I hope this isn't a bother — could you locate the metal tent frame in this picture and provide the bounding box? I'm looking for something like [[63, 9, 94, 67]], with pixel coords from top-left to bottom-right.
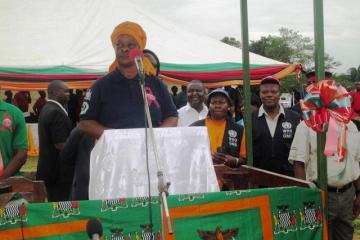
[[240, 0, 328, 226]]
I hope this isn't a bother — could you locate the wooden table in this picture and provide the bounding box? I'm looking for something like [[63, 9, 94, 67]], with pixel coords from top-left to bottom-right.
[[215, 164, 316, 190], [0, 176, 46, 206]]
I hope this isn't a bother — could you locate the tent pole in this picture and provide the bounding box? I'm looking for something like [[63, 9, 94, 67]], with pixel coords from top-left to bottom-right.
[[313, 0, 328, 224], [240, 0, 253, 166]]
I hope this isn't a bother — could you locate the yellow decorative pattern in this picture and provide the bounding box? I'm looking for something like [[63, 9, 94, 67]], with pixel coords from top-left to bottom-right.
[[27, 125, 39, 157]]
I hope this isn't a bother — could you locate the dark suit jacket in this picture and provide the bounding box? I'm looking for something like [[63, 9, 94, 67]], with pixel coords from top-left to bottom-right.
[[252, 109, 300, 176], [36, 101, 73, 186], [61, 127, 95, 200]]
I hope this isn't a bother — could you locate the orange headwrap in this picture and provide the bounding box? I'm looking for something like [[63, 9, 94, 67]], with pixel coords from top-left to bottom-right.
[[111, 21, 147, 50], [109, 21, 156, 76]]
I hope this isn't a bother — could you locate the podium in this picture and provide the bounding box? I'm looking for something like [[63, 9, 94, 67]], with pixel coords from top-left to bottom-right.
[[89, 127, 219, 199], [0, 188, 324, 240]]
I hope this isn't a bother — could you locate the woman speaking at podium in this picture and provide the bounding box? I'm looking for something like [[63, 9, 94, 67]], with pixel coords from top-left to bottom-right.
[[79, 21, 178, 139]]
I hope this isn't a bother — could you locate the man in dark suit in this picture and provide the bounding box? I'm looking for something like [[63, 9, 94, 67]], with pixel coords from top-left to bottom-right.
[[36, 80, 73, 202], [252, 76, 300, 176]]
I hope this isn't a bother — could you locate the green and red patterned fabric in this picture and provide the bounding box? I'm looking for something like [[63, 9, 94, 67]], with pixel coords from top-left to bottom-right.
[[0, 63, 298, 90], [0, 187, 325, 240]]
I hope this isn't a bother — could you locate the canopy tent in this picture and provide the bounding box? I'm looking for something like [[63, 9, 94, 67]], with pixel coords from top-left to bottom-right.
[[0, 0, 298, 90]]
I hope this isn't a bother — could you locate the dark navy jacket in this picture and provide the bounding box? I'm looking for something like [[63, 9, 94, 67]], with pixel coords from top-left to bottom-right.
[[252, 108, 300, 176], [80, 70, 177, 129]]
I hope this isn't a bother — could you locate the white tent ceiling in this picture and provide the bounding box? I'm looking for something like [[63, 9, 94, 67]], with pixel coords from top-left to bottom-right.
[[0, 0, 283, 72]]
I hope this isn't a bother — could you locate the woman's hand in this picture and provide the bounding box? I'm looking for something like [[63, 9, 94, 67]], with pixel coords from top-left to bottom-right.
[[212, 152, 243, 168]]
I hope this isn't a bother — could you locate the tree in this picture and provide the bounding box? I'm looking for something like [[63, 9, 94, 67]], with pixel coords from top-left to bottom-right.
[[276, 28, 314, 67], [249, 35, 292, 63], [350, 68, 358, 82], [332, 73, 352, 89], [349, 65, 360, 82], [220, 28, 341, 71], [323, 54, 341, 72], [221, 36, 241, 48], [220, 28, 344, 91]]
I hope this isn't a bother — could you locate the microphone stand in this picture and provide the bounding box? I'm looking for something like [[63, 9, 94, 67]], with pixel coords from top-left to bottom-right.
[[137, 72, 173, 236]]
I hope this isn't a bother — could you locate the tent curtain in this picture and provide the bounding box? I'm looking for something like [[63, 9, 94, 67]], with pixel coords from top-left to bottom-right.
[[0, 64, 300, 90]]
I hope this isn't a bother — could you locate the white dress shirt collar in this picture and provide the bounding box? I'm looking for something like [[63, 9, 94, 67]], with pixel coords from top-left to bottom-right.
[[47, 99, 68, 115]]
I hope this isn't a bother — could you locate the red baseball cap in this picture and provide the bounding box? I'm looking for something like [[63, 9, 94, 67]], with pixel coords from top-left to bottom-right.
[[260, 76, 280, 85]]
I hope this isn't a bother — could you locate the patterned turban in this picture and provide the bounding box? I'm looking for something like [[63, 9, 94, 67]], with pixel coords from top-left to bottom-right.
[[109, 21, 156, 76], [110, 21, 147, 50]]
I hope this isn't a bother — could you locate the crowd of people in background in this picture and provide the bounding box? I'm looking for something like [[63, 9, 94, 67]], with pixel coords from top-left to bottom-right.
[[2, 89, 86, 125], [3, 76, 360, 130]]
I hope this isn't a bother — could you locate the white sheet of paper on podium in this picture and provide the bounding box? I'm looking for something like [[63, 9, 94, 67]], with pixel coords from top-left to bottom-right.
[[89, 127, 219, 199]]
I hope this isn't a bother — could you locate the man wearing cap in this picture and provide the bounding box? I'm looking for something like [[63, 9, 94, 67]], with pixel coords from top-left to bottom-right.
[[0, 93, 28, 179], [79, 21, 178, 139], [252, 76, 300, 176], [177, 80, 208, 126]]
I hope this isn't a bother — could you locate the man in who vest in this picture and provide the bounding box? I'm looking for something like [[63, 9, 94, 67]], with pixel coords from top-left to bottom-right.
[[252, 76, 300, 176]]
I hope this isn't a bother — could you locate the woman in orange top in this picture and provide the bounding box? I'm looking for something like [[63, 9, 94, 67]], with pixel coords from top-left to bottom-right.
[[191, 88, 245, 168]]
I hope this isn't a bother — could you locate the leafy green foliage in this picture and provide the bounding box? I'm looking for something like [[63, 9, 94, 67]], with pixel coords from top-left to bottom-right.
[[249, 27, 341, 71], [221, 27, 341, 71], [349, 66, 360, 82], [220, 29, 360, 91], [281, 72, 355, 93], [332, 73, 352, 89], [220, 36, 241, 48], [249, 35, 292, 63]]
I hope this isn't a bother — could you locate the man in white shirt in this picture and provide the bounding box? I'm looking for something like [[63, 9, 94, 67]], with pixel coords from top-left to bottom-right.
[[177, 80, 208, 126], [289, 120, 360, 240]]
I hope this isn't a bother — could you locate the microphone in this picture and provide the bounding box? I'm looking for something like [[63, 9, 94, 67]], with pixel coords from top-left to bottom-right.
[[129, 49, 145, 84], [86, 218, 103, 240]]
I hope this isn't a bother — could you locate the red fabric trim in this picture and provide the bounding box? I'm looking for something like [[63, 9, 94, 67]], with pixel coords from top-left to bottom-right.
[[160, 65, 287, 81], [0, 73, 103, 81], [0, 80, 95, 90]]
